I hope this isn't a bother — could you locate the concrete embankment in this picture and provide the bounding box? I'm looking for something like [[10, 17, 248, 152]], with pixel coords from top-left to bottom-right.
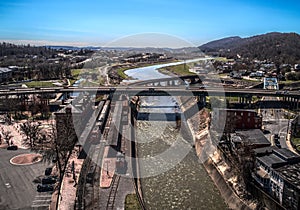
[[180, 97, 252, 210], [203, 158, 251, 210]]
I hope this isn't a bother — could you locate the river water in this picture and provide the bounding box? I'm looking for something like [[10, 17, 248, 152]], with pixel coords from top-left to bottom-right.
[[125, 59, 228, 209]]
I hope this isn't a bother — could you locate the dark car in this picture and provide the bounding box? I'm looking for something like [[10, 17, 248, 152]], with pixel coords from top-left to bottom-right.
[[41, 176, 57, 185], [7, 145, 18, 150], [274, 134, 281, 148], [45, 167, 53, 176], [37, 184, 54, 192]]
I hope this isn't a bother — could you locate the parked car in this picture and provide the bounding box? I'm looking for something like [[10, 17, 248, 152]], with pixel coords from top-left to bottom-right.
[[41, 176, 57, 185], [37, 184, 54, 192], [7, 145, 18, 150], [44, 167, 53, 176]]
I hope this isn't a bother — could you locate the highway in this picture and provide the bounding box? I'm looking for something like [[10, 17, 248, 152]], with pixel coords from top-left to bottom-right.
[[0, 86, 300, 98]]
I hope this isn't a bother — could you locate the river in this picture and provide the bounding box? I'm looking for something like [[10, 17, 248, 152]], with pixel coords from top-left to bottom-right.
[[125, 60, 228, 209]]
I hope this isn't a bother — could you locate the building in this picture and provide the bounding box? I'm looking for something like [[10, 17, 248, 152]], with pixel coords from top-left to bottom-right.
[[54, 104, 82, 144], [213, 109, 262, 132], [54, 94, 95, 143], [0, 67, 12, 83], [230, 129, 271, 151], [263, 77, 279, 90], [253, 147, 300, 209], [291, 115, 300, 138]]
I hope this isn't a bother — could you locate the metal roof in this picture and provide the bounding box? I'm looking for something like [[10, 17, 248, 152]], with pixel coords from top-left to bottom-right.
[[257, 154, 287, 168], [233, 129, 271, 146], [0, 67, 12, 74]]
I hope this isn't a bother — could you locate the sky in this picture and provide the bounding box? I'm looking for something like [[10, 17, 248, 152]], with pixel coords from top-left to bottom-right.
[[0, 0, 300, 48]]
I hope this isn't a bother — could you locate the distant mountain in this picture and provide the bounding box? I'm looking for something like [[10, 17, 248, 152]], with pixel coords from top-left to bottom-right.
[[199, 32, 300, 63], [47, 46, 103, 51], [200, 36, 242, 52]]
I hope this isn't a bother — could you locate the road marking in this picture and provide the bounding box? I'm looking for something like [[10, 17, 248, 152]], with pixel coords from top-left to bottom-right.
[[31, 204, 51, 208], [32, 199, 51, 202], [35, 195, 52, 198]]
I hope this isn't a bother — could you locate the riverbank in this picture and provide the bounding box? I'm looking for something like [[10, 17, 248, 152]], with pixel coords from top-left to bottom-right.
[[109, 59, 178, 84], [158, 63, 196, 77], [178, 96, 257, 209]]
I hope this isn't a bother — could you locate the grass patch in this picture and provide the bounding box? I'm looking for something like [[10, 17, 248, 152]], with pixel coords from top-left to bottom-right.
[[292, 137, 300, 145], [242, 78, 261, 83], [117, 67, 131, 79], [159, 64, 196, 76], [213, 57, 234, 62], [25, 81, 56, 88], [125, 194, 142, 210], [71, 69, 82, 79]]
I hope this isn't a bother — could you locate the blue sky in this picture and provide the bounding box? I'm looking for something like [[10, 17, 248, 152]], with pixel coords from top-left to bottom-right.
[[0, 0, 300, 47]]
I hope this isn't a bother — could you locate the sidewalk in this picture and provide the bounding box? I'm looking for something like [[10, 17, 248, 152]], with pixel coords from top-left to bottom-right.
[[0, 121, 27, 149], [286, 133, 298, 154], [57, 149, 83, 210]]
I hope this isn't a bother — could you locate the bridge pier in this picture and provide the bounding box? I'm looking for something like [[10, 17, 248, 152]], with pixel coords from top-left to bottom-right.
[[196, 95, 206, 106]]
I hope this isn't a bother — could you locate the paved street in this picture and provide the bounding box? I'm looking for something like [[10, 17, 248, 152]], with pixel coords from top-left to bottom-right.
[[260, 96, 292, 148], [0, 148, 51, 209]]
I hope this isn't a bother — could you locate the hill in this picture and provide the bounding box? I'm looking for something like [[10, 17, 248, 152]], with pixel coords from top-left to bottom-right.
[[199, 32, 300, 64]]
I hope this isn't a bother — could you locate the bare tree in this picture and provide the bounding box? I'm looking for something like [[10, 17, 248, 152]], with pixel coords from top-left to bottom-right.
[[0, 127, 13, 145], [42, 114, 78, 210], [19, 120, 41, 148]]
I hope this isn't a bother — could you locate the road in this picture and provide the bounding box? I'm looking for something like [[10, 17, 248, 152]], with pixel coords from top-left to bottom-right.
[[260, 96, 291, 148], [0, 148, 51, 209], [2, 86, 300, 98]]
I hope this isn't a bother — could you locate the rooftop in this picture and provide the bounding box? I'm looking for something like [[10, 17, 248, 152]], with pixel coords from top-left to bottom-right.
[[257, 154, 287, 168], [254, 146, 277, 156], [55, 104, 82, 114], [273, 148, 300, 162], [0, 67, 12, 73], [233, 129, 271, 146], [276, 162, 300, 190], [216, 108, 258, 113]]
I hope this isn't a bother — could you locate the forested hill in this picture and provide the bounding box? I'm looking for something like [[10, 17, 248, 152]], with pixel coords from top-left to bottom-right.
[[199, 32, 300, 64], [0, 42, 56, 57]]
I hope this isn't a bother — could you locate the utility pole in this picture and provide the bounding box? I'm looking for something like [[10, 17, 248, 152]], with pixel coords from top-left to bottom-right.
[[286, 106, 291, 141]]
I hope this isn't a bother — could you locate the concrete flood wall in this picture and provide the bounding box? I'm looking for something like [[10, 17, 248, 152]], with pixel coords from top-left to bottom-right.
[[130, 100, 147, 210], [183, 100, 252, 210], [202, 157, 251, 210]]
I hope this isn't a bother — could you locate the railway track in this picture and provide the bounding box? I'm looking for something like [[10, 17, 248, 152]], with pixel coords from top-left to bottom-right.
[[106, 175, 121, 210]]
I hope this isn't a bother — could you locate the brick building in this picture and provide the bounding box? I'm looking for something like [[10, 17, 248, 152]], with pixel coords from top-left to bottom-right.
[[213, 109, 262, 132]]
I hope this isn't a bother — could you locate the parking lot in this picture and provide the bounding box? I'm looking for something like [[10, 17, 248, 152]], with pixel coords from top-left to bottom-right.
[[0, 148, 51, 209]]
